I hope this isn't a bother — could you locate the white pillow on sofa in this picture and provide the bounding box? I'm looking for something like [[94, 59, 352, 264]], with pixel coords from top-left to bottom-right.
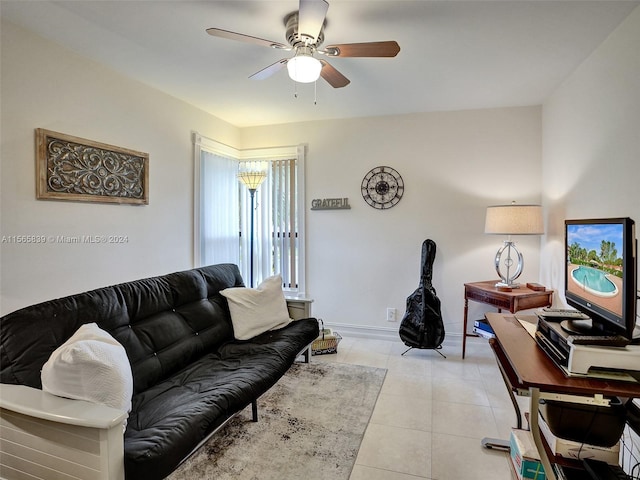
[[221, 274, 292, 340], [41, 323, 133, 416]]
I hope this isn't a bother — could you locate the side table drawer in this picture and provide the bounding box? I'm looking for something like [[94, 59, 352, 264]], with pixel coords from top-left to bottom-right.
[[513, 293, 553, 312], [467, 290, 511, 310]]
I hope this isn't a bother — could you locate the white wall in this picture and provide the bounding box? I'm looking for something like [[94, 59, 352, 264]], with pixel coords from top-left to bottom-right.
[[241, 107, 542, 336], [540, 6, 640, 305], [1, 20, 544, 340], [0, 20, 240, 314]]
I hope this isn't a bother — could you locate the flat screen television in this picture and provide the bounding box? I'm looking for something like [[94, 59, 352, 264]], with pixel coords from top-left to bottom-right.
[[563, 217, 637, 340]]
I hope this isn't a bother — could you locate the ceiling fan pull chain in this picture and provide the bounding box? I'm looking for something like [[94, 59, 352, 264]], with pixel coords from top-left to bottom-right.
[[314, 80, 317, 105], [294, 81, 298, 99]]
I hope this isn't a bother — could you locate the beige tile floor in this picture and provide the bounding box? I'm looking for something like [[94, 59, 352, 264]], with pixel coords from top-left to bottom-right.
[[313, 334, 526, 480]]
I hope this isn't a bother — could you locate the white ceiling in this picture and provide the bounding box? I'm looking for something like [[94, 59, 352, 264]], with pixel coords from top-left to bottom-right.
[[2, 1, 638, 127]]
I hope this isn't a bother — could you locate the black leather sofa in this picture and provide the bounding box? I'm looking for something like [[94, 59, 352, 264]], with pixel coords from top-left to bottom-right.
[[0, 264, 319, 479]]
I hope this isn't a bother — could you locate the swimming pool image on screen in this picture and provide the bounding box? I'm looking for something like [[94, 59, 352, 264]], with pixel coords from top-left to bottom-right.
[[570, 265, 618, 297], [566, 223, 624, 315]]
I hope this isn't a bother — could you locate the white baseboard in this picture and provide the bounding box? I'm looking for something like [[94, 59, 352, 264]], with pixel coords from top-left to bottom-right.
[[321, 322, 398, 341], [321, 321, 463, 342]]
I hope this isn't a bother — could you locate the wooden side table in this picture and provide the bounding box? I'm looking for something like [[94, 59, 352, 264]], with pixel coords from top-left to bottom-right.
[[285, 296, 313, 320], [462, 281, 552, 358]]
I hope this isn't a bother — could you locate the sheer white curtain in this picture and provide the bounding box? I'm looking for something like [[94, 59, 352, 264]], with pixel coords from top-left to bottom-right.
[[200, 151, 239, 267]]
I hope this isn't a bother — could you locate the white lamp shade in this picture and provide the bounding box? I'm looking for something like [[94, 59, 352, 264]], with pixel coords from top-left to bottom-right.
[[485, 204, 544, 235], [287, 54, 322, 83]]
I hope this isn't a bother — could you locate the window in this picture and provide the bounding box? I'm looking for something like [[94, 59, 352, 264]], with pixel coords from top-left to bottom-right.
[[193, 133, 306, 293]]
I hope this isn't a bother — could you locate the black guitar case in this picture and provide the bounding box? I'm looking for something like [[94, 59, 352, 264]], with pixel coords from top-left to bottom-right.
[[399, 239, 446, 356]]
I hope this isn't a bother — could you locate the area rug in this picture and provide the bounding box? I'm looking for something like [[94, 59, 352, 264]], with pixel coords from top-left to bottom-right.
[[167, 361, 387, 480]]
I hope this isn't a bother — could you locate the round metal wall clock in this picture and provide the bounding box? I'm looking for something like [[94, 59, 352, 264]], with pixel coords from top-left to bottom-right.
[[361, 166, 404, 209]]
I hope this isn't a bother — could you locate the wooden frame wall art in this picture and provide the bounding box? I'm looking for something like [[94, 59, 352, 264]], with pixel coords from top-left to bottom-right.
[[36, 128, 149, 205]]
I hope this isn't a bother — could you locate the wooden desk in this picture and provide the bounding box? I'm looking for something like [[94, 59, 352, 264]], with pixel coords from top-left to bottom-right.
[[486, 312, 640, 480], [462, 281, 553, 358]]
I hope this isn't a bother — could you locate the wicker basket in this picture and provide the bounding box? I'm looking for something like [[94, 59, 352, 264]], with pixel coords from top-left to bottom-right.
[[311, 319, 342, 355]]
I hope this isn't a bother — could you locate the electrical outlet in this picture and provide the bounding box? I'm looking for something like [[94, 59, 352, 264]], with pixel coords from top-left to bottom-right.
[[386, 308, 397, 322]]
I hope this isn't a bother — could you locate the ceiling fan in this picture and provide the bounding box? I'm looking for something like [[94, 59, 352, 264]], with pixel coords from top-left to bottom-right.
[[206, 0, 400, 88]]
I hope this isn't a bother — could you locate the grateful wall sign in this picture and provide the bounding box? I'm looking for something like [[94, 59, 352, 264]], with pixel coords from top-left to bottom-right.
[[310, 198, 351, 210]]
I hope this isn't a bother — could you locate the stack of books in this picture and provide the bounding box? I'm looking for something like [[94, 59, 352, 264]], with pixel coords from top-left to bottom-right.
[[473, 319, 495, 339]]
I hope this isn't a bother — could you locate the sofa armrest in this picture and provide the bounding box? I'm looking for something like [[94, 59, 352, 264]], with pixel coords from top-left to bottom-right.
[[0, 384, 127, 428], [0, 384, 125, 480]]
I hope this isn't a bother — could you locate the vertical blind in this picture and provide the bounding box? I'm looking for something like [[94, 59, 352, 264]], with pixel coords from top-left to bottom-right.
[[246, 158, 298, 289], [271, 159, 298, 289]]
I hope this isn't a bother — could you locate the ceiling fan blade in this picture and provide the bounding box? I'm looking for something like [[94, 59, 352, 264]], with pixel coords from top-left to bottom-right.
[[323, 41, 400, 58], [206, 28, 289, 50], [319, 60, 350, 88], [249, 59, 288, 80], [298, 0, 329, 43]]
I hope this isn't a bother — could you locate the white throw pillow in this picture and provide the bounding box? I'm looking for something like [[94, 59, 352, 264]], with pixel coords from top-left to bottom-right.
[[221, 275, 292, 340], [41, 323, 133, 418]]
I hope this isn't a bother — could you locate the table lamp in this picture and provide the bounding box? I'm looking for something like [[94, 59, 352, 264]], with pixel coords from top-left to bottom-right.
[[238, 161, 268, 287], [484, 202, 544, 288]]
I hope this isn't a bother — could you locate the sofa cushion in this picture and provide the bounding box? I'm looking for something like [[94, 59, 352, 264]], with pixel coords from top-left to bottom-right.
[[221, 275, 292, 340], [41, 323, 133, 415], [124, 317, 319, 480], [110, 265, 243, 394]]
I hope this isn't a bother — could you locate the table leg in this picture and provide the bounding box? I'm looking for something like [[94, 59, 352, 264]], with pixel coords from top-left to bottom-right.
[[529, 387, 557, 480], [462, 297, 469, 359], [498, 364, 522, 430], [482, 337, 525, 452]]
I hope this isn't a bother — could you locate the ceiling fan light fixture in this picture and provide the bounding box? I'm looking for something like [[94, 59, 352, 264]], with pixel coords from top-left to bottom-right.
[[287, 48, 322, 83], [207, 0, 400, 89]]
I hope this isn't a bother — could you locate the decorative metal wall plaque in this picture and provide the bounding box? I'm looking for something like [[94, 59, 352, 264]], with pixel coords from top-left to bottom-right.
[[311, 198, 351, 210], [36, 129, 149, 205]]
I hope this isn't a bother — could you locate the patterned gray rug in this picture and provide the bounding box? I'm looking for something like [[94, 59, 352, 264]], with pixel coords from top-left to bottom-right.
[[167, 361, 386, 480]]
